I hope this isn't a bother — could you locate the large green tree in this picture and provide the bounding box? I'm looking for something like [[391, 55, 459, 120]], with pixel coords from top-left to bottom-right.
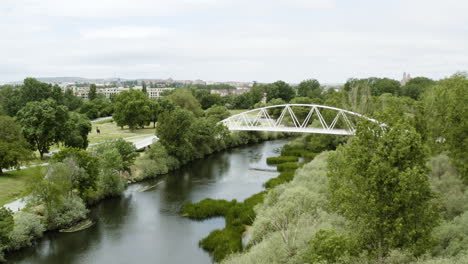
[[328, 121, 439, 257], [16, 99, 69, 159], [52, 148, 99, 200], [63, 112, 92, 149], [156, 107, 196, 163], [419, 73, 468, 180], [88, 84, 97, 101], [297, 79, 321, 99], [0, 116, 32, 174], [112, 89, 151, 130], [401, 77, 435, 100], [168, 89, 204, 116]]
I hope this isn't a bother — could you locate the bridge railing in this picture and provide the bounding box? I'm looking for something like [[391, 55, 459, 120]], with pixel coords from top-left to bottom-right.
[[220, 104, 378, 135]]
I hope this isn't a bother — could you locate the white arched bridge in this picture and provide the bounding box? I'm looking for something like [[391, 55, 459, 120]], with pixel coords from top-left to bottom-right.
[[220, 104, 378, 135]]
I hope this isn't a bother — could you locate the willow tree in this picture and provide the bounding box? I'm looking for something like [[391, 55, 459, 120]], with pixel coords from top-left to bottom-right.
[[328, 121, 439, 257]]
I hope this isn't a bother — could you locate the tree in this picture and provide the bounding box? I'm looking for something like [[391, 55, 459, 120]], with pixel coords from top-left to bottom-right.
[[156, 107, 196, 163], [0, 85, 22, 116], [51, 84, 64, 105], [0, 207, 14, 249], [92, 139, 137, 173], [52, 148, 100, 200], [16, 99, 69, 159], [401, 77, 435, 100], [205, 105, 230, 122], [88, 84, 97, 101], [194, 89, 222, 109], [168, 89, 204, 116], [63, 88, 83, 111], [328, 121, 439, 257], [264, 81, 295, 102], [148, 99, 160, 128], [19, 78, 52, 107], [419, 73, 468, 180], [0, 116, 32, 174], [344, 78, 400, 96], [142, 81, 147, 94], [63, 112, 92, 149], [112, 89, 151, 130], [297, 79, 321, 99]]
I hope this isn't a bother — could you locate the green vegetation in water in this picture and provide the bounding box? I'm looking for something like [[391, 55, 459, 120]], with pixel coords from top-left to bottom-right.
[[59, 219, 94, 233], [183, 192, 266, 262], [266, 156, 298, 164], [276, 161, 301, 172], [182, 138, 317, 262]]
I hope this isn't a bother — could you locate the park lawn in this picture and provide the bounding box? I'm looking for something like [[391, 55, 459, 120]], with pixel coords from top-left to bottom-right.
[[0, 166, 46, 206], [89, 121, 156, 144]]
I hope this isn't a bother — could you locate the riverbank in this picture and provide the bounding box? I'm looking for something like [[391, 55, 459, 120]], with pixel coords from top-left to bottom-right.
[[182, 136, 317, 262], [5, 139, 290, 264], [1, 131, 291, 263]]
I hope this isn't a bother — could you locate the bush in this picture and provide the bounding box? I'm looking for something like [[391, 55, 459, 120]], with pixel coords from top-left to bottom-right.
[[303, 230, 357, 263], [47, 195, 88, 230], [7, 212, 45, 251], [433, 211, 468, 257], [199, 228, 242, 262], [266, 156, 298, 165]]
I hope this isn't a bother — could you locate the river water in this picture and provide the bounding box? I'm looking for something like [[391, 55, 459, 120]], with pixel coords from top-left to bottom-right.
[[7, 139, 288, 264]]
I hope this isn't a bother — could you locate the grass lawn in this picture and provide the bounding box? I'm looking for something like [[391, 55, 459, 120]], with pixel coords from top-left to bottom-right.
[[0, 166, 46, 206], [89, 121, 156, 144]]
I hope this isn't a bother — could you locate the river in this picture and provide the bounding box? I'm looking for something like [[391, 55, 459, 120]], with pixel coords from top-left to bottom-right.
[[6, 139, 289, 264]]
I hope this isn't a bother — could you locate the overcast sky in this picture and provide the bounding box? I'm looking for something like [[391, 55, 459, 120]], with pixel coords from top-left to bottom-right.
[[1, 0, 467, 83]]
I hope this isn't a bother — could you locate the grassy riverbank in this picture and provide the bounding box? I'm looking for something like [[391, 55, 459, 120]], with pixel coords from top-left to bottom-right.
[[0, 167, 45, 206], [182, 139, 309, 262]]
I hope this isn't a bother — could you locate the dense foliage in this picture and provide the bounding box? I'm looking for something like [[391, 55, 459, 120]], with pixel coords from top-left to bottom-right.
[[0, 116, 32, 174]]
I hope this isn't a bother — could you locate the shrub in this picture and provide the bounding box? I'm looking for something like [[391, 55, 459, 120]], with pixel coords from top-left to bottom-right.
[[303, 229, 357, 263], [266, 156, 298, 165], [7, 212, 45, 251], [47, 195, 88, 230], [199, 228, 242, 262], [433, 211, 468, 257]]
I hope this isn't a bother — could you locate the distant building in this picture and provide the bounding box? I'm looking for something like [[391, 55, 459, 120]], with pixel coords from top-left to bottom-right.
[[71, 86, 174, 100], [401, 72, 412, 86]]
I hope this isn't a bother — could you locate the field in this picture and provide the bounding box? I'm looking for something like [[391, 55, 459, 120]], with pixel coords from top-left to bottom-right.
[[89, 120, 156, 144], [1, 121, 156, 207], [0, 167, 46, 206]]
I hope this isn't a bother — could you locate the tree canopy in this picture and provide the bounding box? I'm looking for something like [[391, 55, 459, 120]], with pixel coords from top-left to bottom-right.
[[328, 121, 439, 256], [16, 99, 69, 159], [112, 89, 150, 130], [0, 116, 32, 174]]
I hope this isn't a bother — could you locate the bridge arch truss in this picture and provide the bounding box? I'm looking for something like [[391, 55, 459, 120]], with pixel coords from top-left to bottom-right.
[[220, 104, 378, 135]]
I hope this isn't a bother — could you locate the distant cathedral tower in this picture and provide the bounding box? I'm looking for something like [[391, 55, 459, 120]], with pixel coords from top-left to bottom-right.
[[401, 72, 412, 85]]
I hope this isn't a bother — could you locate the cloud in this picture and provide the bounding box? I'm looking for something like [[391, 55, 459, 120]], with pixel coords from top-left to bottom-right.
[[0, 0, 467, 83]]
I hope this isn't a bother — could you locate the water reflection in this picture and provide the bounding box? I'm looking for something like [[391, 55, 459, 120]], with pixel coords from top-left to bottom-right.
[[7, 139, 288, 264]]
